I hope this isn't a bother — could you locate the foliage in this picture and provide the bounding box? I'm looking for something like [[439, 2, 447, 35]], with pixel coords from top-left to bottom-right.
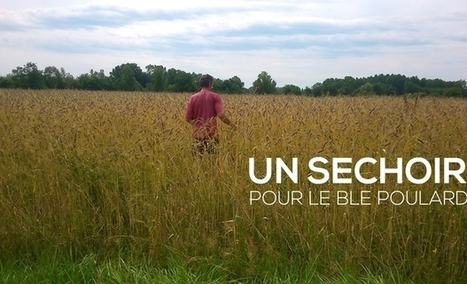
[[281, 84, 302, 95], [252, 71, 277, 94], [221, 76, 245, 94], [145, 64, 166, 92], [75, 69, 113, 90], [9, 62, 45, 89], [0, 62, 465, 97], [352, 82, 374, 96]]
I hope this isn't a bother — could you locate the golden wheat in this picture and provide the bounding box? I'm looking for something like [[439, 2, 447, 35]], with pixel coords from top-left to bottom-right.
[[0, 89, 466, 282]]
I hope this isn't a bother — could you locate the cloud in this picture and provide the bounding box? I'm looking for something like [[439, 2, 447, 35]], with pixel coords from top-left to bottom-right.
[[1, 0, 466, 87], [0, 3, 443, 48]]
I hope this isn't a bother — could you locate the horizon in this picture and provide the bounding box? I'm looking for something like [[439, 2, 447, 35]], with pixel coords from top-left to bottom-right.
[[2, 61, 466, 90]]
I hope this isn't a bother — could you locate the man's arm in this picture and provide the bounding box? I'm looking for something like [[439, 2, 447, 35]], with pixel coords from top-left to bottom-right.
[[218, 112, 236, 129], [214, 95, 236, 129], [184, 99, 194, 125]]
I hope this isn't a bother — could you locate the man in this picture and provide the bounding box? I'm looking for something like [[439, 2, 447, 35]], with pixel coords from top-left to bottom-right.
[[185, 74, 235, 154]]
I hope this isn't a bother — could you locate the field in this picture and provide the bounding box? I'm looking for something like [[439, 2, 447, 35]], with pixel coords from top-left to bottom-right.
[[0, 89, 466, 283]]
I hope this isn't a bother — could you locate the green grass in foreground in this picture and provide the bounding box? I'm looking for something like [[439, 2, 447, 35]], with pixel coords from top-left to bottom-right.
[[0, 255, 411, 284]]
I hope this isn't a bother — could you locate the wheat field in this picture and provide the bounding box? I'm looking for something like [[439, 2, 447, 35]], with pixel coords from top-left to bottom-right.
[[0, 89, 466, 282]]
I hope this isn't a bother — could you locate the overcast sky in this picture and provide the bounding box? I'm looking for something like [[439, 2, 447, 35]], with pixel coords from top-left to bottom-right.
[[1, 0, 466, 88]]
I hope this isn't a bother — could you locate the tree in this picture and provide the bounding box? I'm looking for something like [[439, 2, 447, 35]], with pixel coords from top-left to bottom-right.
[[372, 82, 396, 95], [213, 78, 224, 92], [11, 62, 44, 89], [443, 87, 463, 97], [146, 64, 167, 91], [222, 76, 245, 94], [0, 75, 14, 88], [252, 71, 276, 94], [173, 70, 196, 92], [387, 74, 406, 95], [111, 63, 147, 90], [24, 62, 45, 89], [321, 78, 338, 95], [116, 65, 143, 91], [353, 83, 374, 96], [60, 68, 75, 89], [403, 81, 422, 94], [311, 83, 323, 96], [303, 86, 313, 96], [10, 66, 27, 87], [458, 79, 466, 90], [44, 66, 63, 89], [75, 69, 111, 90], [340, 76, 357, 95], [457, 80, 467, 98], [165, 68, 196, 92], [282, 84, 301, 95]]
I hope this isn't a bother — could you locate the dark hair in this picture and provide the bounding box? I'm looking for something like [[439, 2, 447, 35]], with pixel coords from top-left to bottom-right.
[[200, 74, 214, 87]]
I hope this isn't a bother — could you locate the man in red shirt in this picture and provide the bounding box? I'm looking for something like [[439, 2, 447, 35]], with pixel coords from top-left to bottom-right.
[[185, 74, 235, 154]]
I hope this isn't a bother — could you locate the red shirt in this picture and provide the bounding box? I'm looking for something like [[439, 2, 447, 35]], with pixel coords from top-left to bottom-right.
[[185, 89, 225, 139]]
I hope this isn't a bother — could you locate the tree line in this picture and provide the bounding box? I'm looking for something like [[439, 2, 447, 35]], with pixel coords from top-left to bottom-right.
[[0, 62, 465, 97]]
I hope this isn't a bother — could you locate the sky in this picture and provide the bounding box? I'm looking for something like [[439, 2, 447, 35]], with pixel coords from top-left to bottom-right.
[[1, 0, 466, 88]]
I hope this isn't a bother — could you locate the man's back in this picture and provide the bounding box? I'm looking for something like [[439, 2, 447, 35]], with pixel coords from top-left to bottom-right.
[[185, 89, 224, 139]]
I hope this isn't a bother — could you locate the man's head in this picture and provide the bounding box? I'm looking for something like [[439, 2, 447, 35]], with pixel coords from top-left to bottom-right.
[[200, 74, 214, 88]]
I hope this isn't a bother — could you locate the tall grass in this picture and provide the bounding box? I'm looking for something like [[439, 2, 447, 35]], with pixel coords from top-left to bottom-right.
[[0, 89, 466, 282]]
